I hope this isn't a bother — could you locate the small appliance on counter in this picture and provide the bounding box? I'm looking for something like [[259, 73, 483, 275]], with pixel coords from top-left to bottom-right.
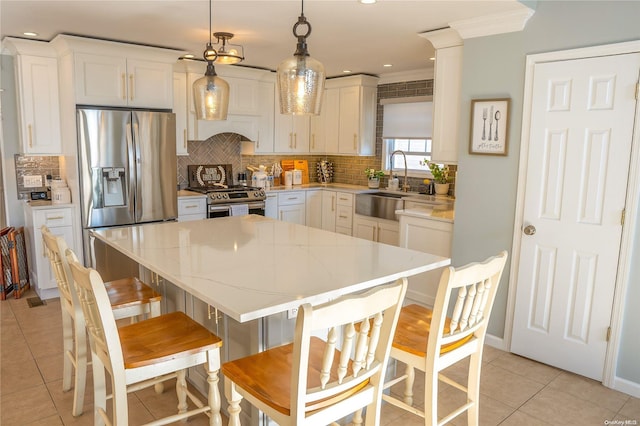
[[51, 179, 71, 205]]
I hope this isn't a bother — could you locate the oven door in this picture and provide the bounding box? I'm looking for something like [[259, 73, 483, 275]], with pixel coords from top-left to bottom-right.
[[208, 201, 265, 218]]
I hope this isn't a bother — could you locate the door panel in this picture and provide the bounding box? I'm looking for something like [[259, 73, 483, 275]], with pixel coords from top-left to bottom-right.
[[511, 53, 640, 380]]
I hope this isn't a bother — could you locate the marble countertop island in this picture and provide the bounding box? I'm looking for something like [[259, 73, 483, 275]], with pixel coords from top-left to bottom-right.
[[92, 215, 449, 323]]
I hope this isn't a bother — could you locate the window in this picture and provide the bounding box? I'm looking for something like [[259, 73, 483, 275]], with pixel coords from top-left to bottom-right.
[[384, 138, 432, 175]]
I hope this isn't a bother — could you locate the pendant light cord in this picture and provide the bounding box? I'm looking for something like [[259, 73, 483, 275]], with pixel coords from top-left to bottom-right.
[[209, 0, 213, 45]]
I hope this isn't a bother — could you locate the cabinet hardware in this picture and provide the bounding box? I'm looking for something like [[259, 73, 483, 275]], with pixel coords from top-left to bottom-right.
[[332, 195, 336, 212], [28, 124, 33, 148], [129, 74, 134, 101], [339, 215, 348, 219], [183, 129, 187, 149], [294, 133, 297, 149], [289, 133, 293, 149], [311, 134, 315, 149], [353, 134, 357, 150], [121, 74, 126, 100], [45, 216, 64, 221], [185, 205, 197, 209]]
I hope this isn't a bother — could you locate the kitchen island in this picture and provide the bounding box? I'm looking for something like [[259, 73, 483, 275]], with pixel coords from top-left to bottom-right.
[[91, 215, 449, 323], [91, 215, 449, 425]]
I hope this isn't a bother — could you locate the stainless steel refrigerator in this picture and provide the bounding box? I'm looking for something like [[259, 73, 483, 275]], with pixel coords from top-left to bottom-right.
[[76, 107, 177, 278]]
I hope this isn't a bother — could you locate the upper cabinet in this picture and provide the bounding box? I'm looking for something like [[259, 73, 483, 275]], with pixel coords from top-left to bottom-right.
[[3, 38, 62, 155], [310, 75, 378, 156], [274, 112, 310, 153], [420, 29, 463, 164], [173, 71, 189, 155], [52, 35, 178, 110]]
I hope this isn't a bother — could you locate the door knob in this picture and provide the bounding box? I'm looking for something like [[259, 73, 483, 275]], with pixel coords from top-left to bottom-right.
[[523, 225, 536, 236]]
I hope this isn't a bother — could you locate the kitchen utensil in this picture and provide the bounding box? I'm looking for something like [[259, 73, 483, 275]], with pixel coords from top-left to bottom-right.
[[494, 110, 501, 141], [481, 107, 487, 140], [488, 105, 494, 140]]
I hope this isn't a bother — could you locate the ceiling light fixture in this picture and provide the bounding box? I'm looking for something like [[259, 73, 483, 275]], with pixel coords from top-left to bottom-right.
[[23, 32, 38, 37], [192, 0, 229, 120], [276, 0, 325, 115], [213, 32, 244, 65]]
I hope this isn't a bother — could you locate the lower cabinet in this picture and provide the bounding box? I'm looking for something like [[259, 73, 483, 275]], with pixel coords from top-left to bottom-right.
[[23, 204, 79, 299], [177, 195, 206, 221], [265, 193, 278, 219], [306, 190, 323, 229], [398, 213, 453, 306], [353, 214, 399, 246], [277, 191, 306, 225]]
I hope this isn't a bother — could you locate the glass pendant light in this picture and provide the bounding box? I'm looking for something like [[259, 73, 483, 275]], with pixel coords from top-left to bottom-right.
[[193, 0, 229, 120], [276, 0, 325, 115]]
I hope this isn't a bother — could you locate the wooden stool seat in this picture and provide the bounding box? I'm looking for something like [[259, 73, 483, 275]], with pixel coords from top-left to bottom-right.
[[119, 311, 221, 369], [105, 276, 161, 317]]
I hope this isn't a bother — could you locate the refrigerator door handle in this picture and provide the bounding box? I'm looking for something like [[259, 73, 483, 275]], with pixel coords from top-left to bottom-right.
[[126, 121, 138, 222]]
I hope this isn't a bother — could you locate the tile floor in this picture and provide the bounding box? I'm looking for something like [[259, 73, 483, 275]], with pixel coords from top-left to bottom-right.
[[2, 290, 639, 426]]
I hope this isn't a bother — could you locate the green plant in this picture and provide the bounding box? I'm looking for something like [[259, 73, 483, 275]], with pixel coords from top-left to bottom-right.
[[427, 162, 449, 184], [364, 168, 385, 179]]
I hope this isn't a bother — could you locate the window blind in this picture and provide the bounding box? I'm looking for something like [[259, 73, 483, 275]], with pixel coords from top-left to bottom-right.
[[382, 100, 433, 139]]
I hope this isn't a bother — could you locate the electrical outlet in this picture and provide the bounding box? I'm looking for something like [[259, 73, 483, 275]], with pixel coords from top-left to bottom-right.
[[23, 175, 43, 188], [287, 307, 298, 320]]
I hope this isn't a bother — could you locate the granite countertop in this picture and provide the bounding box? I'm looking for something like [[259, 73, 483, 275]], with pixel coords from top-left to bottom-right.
[[92, 215, 450, 322]]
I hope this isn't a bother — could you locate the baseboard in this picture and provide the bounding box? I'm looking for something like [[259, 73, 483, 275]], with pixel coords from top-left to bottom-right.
[[612, 376, 640, 398], [484, 333, 507, 351]]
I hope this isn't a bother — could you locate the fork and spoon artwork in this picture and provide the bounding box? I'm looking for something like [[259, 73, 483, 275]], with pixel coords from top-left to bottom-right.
[[481, 106, 501, 141]]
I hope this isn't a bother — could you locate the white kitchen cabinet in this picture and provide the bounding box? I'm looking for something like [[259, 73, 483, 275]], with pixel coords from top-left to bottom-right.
[[335, 192, 354, 235], [265, 193, 278, 219], [277, 191, 306, 225], [173, 71, 189, 155], [4, 38, 62, 155], [253, 81, 275, 153], [398, 213, 453, 306], [306, 190, 323, 229], [337, 84, 376, 155], [23, 204, 79, 299], [73, 53, 173, 108], [320, 191, 337, 232], [274, 109, 310, 153], [353, 214, 399, 246], [177, 195, 206, 221], [310, 88, 339, 153]]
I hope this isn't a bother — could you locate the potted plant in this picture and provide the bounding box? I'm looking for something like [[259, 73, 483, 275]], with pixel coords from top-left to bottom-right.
[[365, 168, 385, 189], [427, 162, 450, 195]]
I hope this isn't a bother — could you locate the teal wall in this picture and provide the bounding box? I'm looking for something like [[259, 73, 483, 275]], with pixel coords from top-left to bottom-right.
[[452, 0, 640, 383]]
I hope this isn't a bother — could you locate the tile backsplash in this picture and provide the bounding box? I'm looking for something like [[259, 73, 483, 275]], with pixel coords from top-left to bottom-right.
[[14, 155, 61, 200]]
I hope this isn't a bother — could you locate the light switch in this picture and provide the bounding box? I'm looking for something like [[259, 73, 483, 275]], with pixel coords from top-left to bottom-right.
[[23, 175, 43, 188]]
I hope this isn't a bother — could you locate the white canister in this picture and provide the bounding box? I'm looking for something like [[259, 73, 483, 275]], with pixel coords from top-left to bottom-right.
[[292, 169, 303, 185], [52, 186, 71, 204], [284, 171, 293, 188]]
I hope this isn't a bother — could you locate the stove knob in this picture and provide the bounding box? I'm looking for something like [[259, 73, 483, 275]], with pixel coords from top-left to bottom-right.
[[222, 194, 229, 199], [217, 194, 223, 199]]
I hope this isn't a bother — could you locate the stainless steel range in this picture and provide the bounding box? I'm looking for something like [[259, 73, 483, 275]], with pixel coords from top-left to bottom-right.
[[187, 164, 266, 218]]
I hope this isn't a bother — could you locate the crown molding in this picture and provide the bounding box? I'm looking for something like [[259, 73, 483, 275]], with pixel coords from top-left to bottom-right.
[[378, 68, 434, 85], [418, 28, 463, 49], [450, 6, 535, 39]]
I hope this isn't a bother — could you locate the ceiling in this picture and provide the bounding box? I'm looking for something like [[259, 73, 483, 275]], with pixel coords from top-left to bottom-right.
[[1, 0, 528, 78]]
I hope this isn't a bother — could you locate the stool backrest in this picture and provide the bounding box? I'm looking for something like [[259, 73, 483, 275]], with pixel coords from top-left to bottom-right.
[[292, 278, 407, 423], [41, 226, 82, 315], [66, 249, 124, 375]]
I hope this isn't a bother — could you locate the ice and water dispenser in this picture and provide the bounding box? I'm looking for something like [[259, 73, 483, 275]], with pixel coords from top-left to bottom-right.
[[98, 167, 126, 207]]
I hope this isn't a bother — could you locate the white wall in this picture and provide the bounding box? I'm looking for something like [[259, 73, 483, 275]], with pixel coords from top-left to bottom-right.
[[452, 0, 640, 385]]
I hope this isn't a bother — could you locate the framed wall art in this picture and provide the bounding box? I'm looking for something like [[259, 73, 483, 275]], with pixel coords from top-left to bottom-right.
[[469, 98, 510, 156]]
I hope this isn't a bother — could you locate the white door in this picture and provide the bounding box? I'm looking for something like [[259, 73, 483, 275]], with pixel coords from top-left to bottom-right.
[[511, 53, 640, 380]]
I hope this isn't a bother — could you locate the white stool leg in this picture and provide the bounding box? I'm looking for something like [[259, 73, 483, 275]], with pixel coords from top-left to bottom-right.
[[176, 369, 188, 414], [72, 313, 88, 416], [61, 308, 73, 392], [404, 364, 415, 406], [225, 379, 243, 426], [206, 351, 222, 426]]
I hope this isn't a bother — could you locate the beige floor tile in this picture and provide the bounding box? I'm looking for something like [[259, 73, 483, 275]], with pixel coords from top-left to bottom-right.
[[490, 352, 561, 385], [479, 364, 545, 408], [46, 375, 96, 417], [24, 414, 65, 425], [22, 326, 64, 359], [0, 383, 58, 425], [482, 345, 507, 363], [499, 410, 552, 426], [35, 352, 66, 383], [520, 387, 617, 425], [619, 396, 640, 420], [547, 371, 630, 412], [0, 356, 44, 395], [380, 400, 415, 425], [443, 388, 514, 426]]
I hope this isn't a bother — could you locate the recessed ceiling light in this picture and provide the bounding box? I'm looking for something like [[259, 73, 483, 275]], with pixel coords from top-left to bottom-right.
[[359, 0, 377, 4], [343, 69, 352, 73], [429, 57, 435, 61], [182, 53, 195, 59], [23, 32, 38, 37], [383, 64, 393, 67]]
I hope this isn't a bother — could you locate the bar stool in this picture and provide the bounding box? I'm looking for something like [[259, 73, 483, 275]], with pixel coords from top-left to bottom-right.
[[222, 279, 407, 426], [41, 226, 162, 416], [382, 251, 508, 426], [66, 248, 223, 426]]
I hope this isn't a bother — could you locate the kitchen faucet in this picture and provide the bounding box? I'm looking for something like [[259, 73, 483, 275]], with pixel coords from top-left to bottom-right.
[[390, 150, 410, 192]]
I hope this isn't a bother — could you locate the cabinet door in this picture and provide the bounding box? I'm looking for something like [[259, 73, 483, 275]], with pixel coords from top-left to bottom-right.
[[17, 55, 62, 154], [255, 81, 275, 153], [265, 194, 278, 219], [321, 191, 337, 232], [226, 77, 259, 115], [278, 204, 306, 225], [310, 88, 339, 153], [173, 72, 189, 156], [126, 59, 173, 109], [377, 220, 399, 246], [306, 190, 323, 229], [74, 52, 128, 106], [274, 113, 310, 153], [353, 215, 377, 241], [338, 86, 360, 155], [178, 197, 206, 221]]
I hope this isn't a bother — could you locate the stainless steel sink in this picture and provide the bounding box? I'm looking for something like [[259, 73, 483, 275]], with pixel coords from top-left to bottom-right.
[[355, 192, 404, 221]]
